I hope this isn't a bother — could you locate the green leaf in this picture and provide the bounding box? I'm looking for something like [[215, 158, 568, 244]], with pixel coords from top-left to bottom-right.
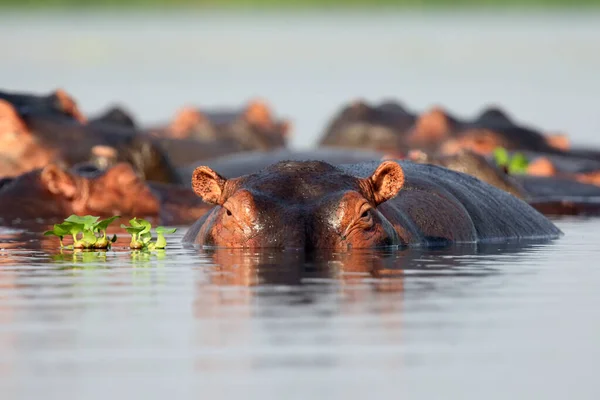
[[122, 225, 144, 235], [154, 227, 176, 249], [65, 215, 99, 230], [110, 234, 118, 243], [154, 234, 167, 249], [155, 227, 177, 234], [130, 218, 152, 234], [493, 147, 509, 167], [93, 216, 120, 233], [139, 231, 152, 245], [82, 230, 98, 245], [508, 152, 529, 174]]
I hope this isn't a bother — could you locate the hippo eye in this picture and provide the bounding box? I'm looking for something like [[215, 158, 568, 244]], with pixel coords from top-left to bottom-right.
[[226, 209, 232, 216], [360, 209, 372, 219]]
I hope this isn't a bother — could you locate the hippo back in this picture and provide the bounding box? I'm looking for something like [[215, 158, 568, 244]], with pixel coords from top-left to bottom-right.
[[340, 161, 562, 243]]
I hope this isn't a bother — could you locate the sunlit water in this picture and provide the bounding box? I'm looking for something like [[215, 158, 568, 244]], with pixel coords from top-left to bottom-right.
[[1, 10, 600, 400], [0, 218, 599, 400]]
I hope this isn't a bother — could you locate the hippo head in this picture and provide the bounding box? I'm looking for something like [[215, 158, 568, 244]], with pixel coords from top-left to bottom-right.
[[40, 162, 160, 217], [189, 160, 405, 250]]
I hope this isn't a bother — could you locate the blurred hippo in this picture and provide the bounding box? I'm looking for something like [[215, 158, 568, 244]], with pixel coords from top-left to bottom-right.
[[318, 99, 569, 156], [407, 149, 526, 199], [0, 88, 86, 123], [434, 105, 570, 155], [151, 99, 291, 152], [318, 99, 415, 153], [0, 95, 180, 183], [408, 149, 600, 216], [0, 162, 211, 226], [183, 160, 561, 249], [89, 105, 137, 129]]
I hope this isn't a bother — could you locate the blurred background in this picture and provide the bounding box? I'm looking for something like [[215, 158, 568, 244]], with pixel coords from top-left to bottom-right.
[[1, 1, 599, 148]]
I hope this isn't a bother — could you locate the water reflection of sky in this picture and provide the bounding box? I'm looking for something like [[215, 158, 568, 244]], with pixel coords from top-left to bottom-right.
[[0, 217, 597, 399]]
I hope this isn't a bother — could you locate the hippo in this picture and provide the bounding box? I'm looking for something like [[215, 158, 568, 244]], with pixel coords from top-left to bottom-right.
[[0, 96, 180, 183], [0, 88, 86, 123], [318, 100, 415, 153], [183, 160, 561, 249], [151, 99, 291, 152], [89, 105, 137, 129], [408, 149, 600, 216], [318, 100, 568, 156], [407, 149, 526, 199], [0, 162, 211, 226], [410, 105, 570, 155]]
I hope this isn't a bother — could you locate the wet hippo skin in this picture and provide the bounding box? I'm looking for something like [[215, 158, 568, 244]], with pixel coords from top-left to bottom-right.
[[178, 148, 387, 184], [183, 160, 562, 249]]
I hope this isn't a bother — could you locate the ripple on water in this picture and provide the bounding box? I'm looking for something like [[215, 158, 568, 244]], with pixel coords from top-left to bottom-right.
[[0, 217, 598, 400]]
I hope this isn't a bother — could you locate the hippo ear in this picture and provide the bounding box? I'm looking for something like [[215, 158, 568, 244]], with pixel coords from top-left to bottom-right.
[[170, 107, 207, 139], [365, 161, 405, 205], [40, 164, 77, 199], [53, 89, 86, 123], [526, 157, 556, 177], [0, 100, 29, 140], [546, 133, 570, 151], [192, 166, 228, 205], [244, 99, 273, 129]]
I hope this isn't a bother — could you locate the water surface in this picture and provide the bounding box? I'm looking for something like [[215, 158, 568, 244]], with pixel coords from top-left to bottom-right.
[[0, 218, 598, 399]]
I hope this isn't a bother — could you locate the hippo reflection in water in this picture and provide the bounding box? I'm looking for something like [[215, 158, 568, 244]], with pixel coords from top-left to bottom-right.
[[183, 160, 562, 249]]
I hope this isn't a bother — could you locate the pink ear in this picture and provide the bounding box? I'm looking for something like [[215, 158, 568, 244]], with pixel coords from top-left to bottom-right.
[[244, 99, 273, 129], [170, 106, 207, 138], [366, 161, 405, 205], [0, 100, 29, 139], [191, 166, 228, 205], [40, 164, 77, 198], [546, 133, 570, 151], [54, 88, 87, 123]]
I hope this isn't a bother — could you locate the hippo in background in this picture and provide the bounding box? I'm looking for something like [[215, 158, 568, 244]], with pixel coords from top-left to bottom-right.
[[0, 94, 181, 183], [183, 159, 561, 249], [318, 98, 570, 156], [0, 162, 211, 227], [408, 149, 600, 216], [0, 89, 295, 181], [318, 99, 415, 153], [89, 105, 137, 129], [0, 88, 86, 123], [148, 99, 291, 152]]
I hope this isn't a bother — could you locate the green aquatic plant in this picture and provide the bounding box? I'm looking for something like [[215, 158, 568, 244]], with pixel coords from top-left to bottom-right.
[[120, 218, 177, 250], [44, 215, 119, 249], [493, 147, 529, 175]]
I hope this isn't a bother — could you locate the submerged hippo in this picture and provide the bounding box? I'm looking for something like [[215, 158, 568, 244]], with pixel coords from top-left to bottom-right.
[[0, 95, 181, 183], [0, 162, 210, 226], [0, 88, 86, 123], [319, 99, 415, 153], [152, 99, 291, 152], [183, 160, 561, 249], [408, 149, 600, 216], [319, 99, 568, 156]]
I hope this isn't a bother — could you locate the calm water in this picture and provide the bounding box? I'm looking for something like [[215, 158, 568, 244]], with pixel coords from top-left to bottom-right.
[[1, 10, 600, 400], [0, 219, 598, 399]]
